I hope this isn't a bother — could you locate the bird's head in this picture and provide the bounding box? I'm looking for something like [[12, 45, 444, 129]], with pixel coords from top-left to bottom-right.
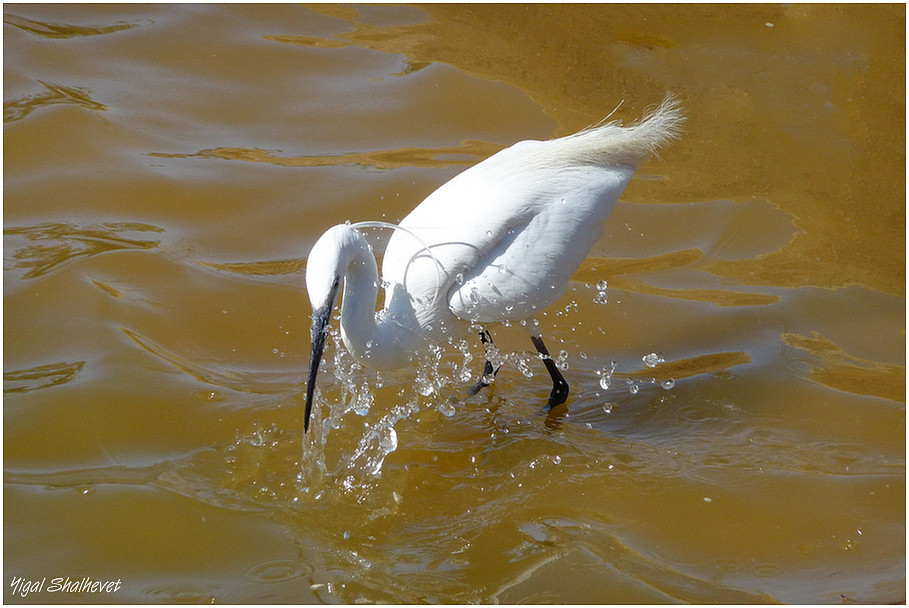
[[303, 226, 351, 433], [304, 224, 374, 432]]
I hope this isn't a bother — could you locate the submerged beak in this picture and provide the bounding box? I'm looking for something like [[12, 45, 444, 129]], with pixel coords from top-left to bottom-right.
[[305, 276, 340, 433]]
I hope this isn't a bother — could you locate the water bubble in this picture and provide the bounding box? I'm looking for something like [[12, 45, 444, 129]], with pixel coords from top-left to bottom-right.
[[643, 352, 665, 368], [485, 230, 493, 238], [469, 287, 480, 304], [660, 378, 676, 390], [602, 404, 613, 414], [596, 280, 608, 290], [455, 272, 464, 285], [599, 375, 611, 390], [498, 265, 507, 275]]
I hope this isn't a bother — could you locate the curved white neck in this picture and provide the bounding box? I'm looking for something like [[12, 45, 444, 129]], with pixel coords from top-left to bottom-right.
[[337, 232, 423, 370]]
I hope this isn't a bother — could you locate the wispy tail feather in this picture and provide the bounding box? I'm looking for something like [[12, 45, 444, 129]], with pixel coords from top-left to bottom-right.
[[551, 93, 684, 167]]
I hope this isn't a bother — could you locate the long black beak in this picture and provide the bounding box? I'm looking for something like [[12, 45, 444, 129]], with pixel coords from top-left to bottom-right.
[[305, 277, 340, 433]]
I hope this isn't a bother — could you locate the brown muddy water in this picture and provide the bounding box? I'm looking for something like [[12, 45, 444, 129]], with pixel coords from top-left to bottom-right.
[[3, 3, 905, 604]]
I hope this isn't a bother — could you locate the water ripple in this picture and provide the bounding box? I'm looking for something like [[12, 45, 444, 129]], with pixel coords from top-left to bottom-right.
[[3, 360, 85, 394], [148, 140, 504, 170], [3, 80, 108, 122], [3, 12, 147, 39], [4, 222, 163, 280]]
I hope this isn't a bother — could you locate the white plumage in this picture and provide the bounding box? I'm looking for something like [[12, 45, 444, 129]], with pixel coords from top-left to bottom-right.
[[304, 96, 683, 430]]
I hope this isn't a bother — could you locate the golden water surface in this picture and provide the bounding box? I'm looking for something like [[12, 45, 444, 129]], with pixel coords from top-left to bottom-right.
[[4, 4, 905, 604]]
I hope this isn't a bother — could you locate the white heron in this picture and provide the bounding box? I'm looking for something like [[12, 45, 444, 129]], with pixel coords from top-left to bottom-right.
[[304, 96, 683, 431]]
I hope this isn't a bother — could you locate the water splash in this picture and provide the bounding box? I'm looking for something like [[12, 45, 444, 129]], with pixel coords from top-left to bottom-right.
[[298, 332, 485, 493]]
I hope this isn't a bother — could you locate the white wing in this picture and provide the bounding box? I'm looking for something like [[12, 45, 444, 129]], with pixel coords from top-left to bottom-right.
[[380, 96, 682, 327], [380, 140, 633, 325]]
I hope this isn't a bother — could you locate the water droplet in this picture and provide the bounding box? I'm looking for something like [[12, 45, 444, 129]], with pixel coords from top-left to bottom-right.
[[497, 265, 507, 275], [602, 403, 613, 414], [516, 357, 534, 378], [599, 375, 611, 390], [379, 426, 398, 452], [593, 280, 608, 305], [552, 455, 562, 464], [661, 378, 676, 390], [354, 384, 372, 415], [416, 376, 434, 396], [438, 401, 456, 417], [643, 352, 664, 368], [485, 230, 493, 238], [455, 272, 464, 285], [557, 350, 569, 370]]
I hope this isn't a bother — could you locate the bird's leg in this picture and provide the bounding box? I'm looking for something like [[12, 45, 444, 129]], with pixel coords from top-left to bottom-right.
[[467, 329, 501, 396], [526, 320, 569, 410]]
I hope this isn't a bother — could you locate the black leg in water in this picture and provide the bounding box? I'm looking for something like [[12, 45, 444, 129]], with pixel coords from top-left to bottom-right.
[[529, 334, 570, 410], [467, 330, 501, 396]]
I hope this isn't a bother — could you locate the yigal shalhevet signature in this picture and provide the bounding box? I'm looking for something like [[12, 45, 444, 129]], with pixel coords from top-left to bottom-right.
[[10, 576, 122, 598]]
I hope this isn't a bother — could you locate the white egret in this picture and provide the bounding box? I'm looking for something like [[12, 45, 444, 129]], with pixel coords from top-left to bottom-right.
[[304, 96, 683, 431]]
